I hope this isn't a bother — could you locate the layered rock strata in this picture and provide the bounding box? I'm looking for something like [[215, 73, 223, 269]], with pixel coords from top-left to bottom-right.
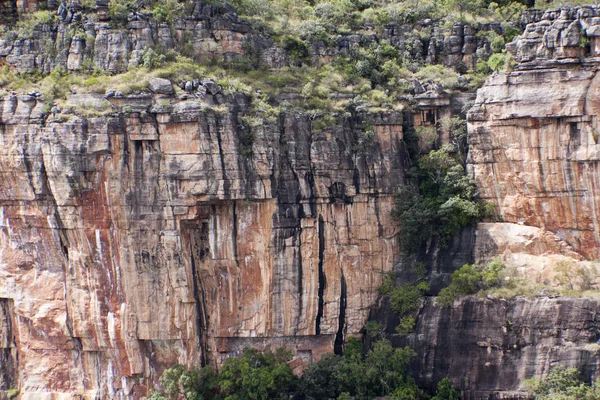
[[0, 90, 405, 397], [469, 7, 600, 259], [0, 2, 509, 74], [411, 296, 600, 400]]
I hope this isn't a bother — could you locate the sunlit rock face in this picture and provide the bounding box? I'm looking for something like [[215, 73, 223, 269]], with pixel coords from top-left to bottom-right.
[[0, 90, 405, 398], [469, 6, 600, 260], [395, 6, 600, 398]]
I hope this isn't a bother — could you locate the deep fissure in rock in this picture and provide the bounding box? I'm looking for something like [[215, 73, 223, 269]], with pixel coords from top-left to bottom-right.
[[334, 271, 346, 355], [186, 221, 211, 366], [315, 215, 326, 335]]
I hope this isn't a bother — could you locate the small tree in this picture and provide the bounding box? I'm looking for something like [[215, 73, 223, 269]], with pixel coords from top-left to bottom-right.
[[431, 378, 460, 400]]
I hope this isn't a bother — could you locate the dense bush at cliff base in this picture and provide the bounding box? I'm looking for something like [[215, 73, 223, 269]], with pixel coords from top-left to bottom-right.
[[150, 338, 459, 400], [524, 366, 600, 399]]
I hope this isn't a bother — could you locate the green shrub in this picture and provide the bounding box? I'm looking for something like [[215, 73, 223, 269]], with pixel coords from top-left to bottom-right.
[[437, 259, 506, 306], [151, 348, 296, 400], [392, 144, 485, 253], [281, 35, 310, 64], [109, 0, 135, 26], [395, 315, 416, 335], [390, 282, 429, 315], [414, 65, 460, 89], [140, 48, 166, 69], [523, 365, 600, 399], [431, 378, 460, 400], [379, 271, 398, 295], [150, 0, 184, 24], [298, 338, 419, 400], [16, 10, 56, 38], [364, 320, 383, 339]]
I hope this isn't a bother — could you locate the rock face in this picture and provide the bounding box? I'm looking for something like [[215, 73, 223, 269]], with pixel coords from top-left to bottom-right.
[[5, 3, 600, 400], [0, 1, 511, 75], [406, 5, 600, 397], [469, 6, 600, 259], [0, 90, 405, 397], [375, 6, 600, 398], [411, 296, 600, 400]]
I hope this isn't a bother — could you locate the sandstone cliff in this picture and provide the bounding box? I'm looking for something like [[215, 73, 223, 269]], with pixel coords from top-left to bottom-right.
[[403, 6, 600, 397], [4, 2, 600, 399], [469, 6, 600, 259], [0, 87, 405, 397]]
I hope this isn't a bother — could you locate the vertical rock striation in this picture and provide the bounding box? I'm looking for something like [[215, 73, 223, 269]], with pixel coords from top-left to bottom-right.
[[0, 91, 405, 397], [469, 6, 600, 259]]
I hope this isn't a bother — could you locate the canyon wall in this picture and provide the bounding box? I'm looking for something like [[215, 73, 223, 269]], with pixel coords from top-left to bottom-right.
[[469, 6, 600, 259], [0, 87, 405, 398], [4, 3, 600, 400], [412, 6, 600, 397], [373, 6, 600, 399]]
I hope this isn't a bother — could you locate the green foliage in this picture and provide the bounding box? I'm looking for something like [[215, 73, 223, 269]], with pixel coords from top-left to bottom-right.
[[431, 378, 460, 400], [154, 339, 422, 400], [488, 2, 526, 24], [414, 65, 460, 89], [390, 282, 430, 315], [523, 365, 600, 400], [141, 48, 167, 69], [79, 0, 97, 12], [109, 0, 135, 27], [395, 315, 416, 335], [7, 389, 20, 400], [280, 35, 310, 64], [487, 52, 514, 72], [346, 40, 402, 86], [378, 269, 428, 336], [438, 0, 484, 16], [151, 363, 217, 400], [219, 348, 296, 399], [150, 0, 185, 24], [151, 348, 296, 400], [298, 338, 420, 400], [364, 320, 382, 339], [16, 10, 56, 38], [392, 144, 486, 253], [298, 354, 346, 400], [534, 0, 597, 10], [414, 125, 438, 153], [437, 259, 506, 306], [580, 32, 590, 49], [379, 271, 398, 295]]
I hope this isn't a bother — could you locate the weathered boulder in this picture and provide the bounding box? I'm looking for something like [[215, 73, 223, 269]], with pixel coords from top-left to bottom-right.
[[148, 77, 175, 95]]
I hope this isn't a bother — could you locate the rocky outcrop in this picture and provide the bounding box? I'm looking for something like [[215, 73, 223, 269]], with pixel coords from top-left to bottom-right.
[[0, 1, 511, 75], [411, 296, 600, 399], [468, 6, 600, 259], [412, 5, 600, 397], [0, 88, 405, 397]]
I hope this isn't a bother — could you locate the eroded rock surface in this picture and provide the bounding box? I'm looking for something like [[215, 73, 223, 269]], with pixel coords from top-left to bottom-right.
[[0, 90, 405, 398], [469, 6, 600, 259], [412, 296, 600, 400]]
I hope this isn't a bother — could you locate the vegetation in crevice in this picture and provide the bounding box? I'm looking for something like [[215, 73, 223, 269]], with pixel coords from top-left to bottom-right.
[[392, 130, 491, 254], [378, 264, 430, 336]]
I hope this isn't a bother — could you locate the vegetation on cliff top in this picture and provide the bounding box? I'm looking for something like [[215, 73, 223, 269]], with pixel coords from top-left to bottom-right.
[[0, 0, 527, 120]]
